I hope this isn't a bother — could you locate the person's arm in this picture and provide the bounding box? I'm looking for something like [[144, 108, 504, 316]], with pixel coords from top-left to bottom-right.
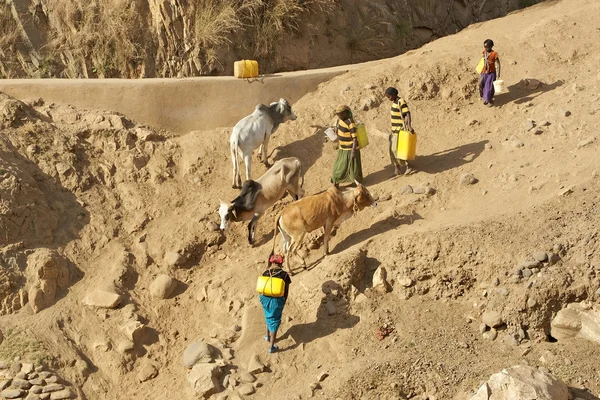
[[496, 57, 501, 79], [350, 120, 357, 158], [404, 112, 413, 133]]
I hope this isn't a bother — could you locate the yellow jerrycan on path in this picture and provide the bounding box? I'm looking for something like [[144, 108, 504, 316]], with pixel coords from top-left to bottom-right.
[[234, 60, 259, 78], [356, 123, 369, 149], [396, 130, 417, 160]]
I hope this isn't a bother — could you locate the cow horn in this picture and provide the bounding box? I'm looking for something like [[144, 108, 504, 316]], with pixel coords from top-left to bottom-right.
[[354, 179, 360, 186]]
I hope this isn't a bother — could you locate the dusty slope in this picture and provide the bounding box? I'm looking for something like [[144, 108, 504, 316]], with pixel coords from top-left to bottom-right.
[[1, 0, 600, 400]]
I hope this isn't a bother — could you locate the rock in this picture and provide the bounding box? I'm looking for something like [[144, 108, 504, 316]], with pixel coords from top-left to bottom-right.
[[511, 139, 524, 149], [470, 382, 490, 400], [25, 393, 41, 400], [547, 253, 560, 265], [1, 389, 24, 399], [42, 383, 64, 393], [325, 301, 337, 315], [183, 341, 219, 368], [460, 173, 478, 185], [26, 249, 70, 313], [149, 274, 177, 299], [576, 137, 595, 149], [137, 363, 158, 382], [540, 120, 551, 127], [30, 384, 43, 393], [247, 354, 265, 374], [522, 269, 532, 278], [205, 221, 219, 232], [317, 372, 329, 382], [533, 252, 548, 262], [468, 119, 478, 127], [240, 372, 255, 383], [397, 277, 413, 288], [521, 260, 541, 269], [533, 129, 544, 135], [561, 109, 571, 117], [551, 304, 600, 344], [45, 376, 58, 384], [479, 323, 487, 334], [492, 278, 500, 286], [372, 266, 389, 292], [40, 394, 50, 400], [539, 350, 556, 364], [0, 360, 8, 369], [49, 389, 73, 400], [0, 380, 11, 391], [485, 143, 493, 150], [187, 363, 221, 397], [483, 329, 498, 341], [469, 365, 568, 400], [527, 298, 538, 308], [412, 186, 436, 195], [164, 251, 182, 267], [54, 163, 73, 176], [82, 290, 122, 309], [11, 378, 31, 389], [524, 120, 535, 131], [398, 185, 413, 195], [20, 363, 33, 374], [361, 96, 378, 111], [482, 311, 504, 328], [238, 384, 255, 395]]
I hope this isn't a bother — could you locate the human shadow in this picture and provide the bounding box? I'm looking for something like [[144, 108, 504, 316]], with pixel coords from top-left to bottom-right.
[[494, 79, 564, 107], [330, 211, 422, 254], [279, 280, 360, 349], [363, 165, 396, 186], [271, 126, 326, 177], [414, 140, 488, 175]]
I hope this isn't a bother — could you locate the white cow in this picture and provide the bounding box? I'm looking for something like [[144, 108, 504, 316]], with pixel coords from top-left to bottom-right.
[[230, 98, 297, 188]]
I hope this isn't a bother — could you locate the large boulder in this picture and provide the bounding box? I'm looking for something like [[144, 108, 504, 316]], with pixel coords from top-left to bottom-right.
[[469, 366, 568, 400], [26, 249, 70, 313], [551, 303, 600, 344], [183, 341, 221, 368], [187, 363, 221, 397]]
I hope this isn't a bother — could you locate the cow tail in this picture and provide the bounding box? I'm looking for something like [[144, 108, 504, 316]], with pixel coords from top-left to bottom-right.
[[299, 159, 304, 188], [230, 135, 239, 165]]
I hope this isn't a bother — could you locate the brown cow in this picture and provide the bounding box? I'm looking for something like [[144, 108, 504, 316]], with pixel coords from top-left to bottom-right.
[[270, 181, 377, 272], [219, 157, 304, 244]]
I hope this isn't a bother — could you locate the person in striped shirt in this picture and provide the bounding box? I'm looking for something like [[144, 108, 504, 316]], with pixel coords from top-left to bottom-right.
[[385, 87, 414, 176], [330, 105, 363, 186]]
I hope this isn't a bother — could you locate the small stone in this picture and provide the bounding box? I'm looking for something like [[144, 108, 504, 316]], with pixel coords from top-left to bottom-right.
[[240, 372, 255, 383], [521, 260, 541, 269], [247, 355, 265, 374], [492, 278, 500, 286], [164, 251, 182, 267], [40, 394, 50, 400], [483, 328, 498, 341], [521, 347, 532, 356], [15, 372, 27, 380], [82, 290, 122, 309], [533, 129, 544, 135], [561, 109, 571, 117], [531, 268, 539, 274], [479, 323, 487, 334], [1, 389, 24, 399], [217, 253, 227, 261], [523, 120, 535, 131], [522, 268, 532, 278], [482, 311, 504, 328], [325, 301, 337, 316], [0, 361, 8, 369], [25, 393, 41, 400], [137, 363, 158, 382], [317, 372, 329, 382], [20, 363, 34, 374], [238, 384, 255, 396], [49, 388, 73, 400], [460, 173, 478, 185], [30, 385, 43, 394], [399, 185, 413, 195], [533, 252, 548, 262], [149, 274, 177, 299], [547, 253, 560, 265], [397, 277, 413, 288], [183, 342, 218, 368], [11, 378, 32, 390], [310, 382, 322, 391], [468, 119, 478, 127], [485, 143, 493, 150], [539, 350, 556, 364], [42, 383, 65, 393], [0, 380, 11, 391], [576, 138, 595, 149]]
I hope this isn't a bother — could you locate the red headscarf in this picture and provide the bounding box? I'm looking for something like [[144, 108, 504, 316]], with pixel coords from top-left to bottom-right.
[[269, 254, 284, 265]]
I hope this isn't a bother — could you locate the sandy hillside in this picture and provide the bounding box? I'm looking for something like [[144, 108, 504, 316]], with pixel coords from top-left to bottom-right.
[[1, 0, 600, 400]]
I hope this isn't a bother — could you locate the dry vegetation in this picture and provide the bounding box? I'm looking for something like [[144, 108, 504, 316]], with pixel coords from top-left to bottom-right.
[[0, 2, 21, 78]]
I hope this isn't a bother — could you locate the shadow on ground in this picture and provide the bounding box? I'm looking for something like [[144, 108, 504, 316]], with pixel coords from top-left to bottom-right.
[[414, 140, 489, 175], [280, 280, 359, 349], [494, 79, 564, 107]]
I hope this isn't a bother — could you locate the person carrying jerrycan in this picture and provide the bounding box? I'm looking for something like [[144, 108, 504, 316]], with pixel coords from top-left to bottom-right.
[[385, 87, 415, 176], [257, 253, 292, 353]]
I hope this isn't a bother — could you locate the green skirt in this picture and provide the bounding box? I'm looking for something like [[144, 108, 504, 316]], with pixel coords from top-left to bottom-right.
[[331, 149, 363, 184]]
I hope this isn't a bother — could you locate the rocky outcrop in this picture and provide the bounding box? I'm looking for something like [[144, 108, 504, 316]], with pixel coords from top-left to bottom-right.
[[26, 249, 70, 313], [1, 0, 547, 78], [469, 366, 569, 400], [551, 303, 600, 344]]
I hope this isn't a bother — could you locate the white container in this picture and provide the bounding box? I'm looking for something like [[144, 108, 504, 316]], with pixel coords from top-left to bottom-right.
[[493, 79, 506, 93], [324, 127, 337, 142]]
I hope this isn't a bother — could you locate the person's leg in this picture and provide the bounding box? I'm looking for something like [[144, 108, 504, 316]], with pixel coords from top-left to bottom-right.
[[478, 74, 486, 103], [388, 134, 401, 175], [269, 330, 278, 352]]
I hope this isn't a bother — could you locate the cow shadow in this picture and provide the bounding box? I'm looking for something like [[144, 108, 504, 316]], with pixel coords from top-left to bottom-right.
[[494, 79, 564, 107], [279, 280, 360, 349], [569, 388, 599, 400], [413, 140, 488, 175], [271, 126, 326, 176], [330, 211, 421, 254]]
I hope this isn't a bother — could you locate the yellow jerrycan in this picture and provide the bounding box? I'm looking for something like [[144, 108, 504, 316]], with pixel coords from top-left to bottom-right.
[[355, 123, 369, 149], [234, 60, 259, 78], [396, 130, 417, 160]]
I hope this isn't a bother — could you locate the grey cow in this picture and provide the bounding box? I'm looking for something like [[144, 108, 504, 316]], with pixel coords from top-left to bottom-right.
[[229, 98, 297, 188], [219, 157, 304, 245]]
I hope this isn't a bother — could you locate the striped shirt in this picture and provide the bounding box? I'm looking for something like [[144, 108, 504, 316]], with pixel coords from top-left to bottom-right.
[[391, 97, 410, 133], [337, 118, 357, 150]]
